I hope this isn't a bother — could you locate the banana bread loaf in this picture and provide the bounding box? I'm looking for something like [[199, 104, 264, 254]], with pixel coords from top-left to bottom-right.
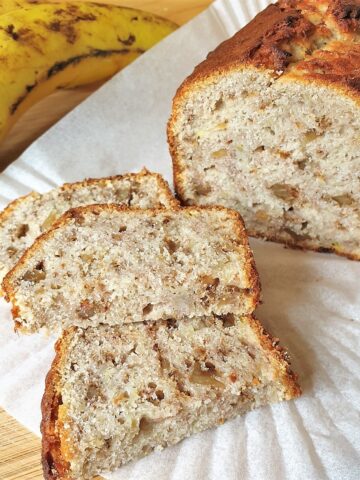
[[168, 0, 360, 260], [41, 315, 300, 479], [0, 170, 177, 286], [3, 205, 260, 333]]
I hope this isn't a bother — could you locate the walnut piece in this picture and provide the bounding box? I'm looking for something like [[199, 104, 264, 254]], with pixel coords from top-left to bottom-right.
[[22, 263, 46, 283], [15, 223, 29, 239], [41, 210, 58, 231], [303, 130, 318, 143], [79, 253, 93, 263], [139, 417, 154, 434], [218, 313, 235, 328], [164, 237, 178, 254], [332, 194, 353, 206], [143, 303, 153, 315], [77, 300, 103, 319], [113, 391, 129, 406], [189, 361, 224, 388], [270, 183, 299, 202], [211, 149, 227, 158], [200, 275, 219, 290], [6, 246, 18, 257], [255, 209, 268, 222]]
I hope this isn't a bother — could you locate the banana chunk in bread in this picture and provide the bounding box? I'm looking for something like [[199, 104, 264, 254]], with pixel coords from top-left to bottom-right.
[[168, 0, 360, 260], [41, 315, 300, 479], [3, 206, 259, 333], [0, 170, 177, 287]]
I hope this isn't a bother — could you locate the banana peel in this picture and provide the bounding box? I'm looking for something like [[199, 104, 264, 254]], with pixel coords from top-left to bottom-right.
[[0, 0, 33, 15], [0, 2, 177, 144]]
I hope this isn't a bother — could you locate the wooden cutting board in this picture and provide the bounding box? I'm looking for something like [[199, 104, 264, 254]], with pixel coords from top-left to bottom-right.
[[0, 1, 211, 479], [0, 0, 211, 171]]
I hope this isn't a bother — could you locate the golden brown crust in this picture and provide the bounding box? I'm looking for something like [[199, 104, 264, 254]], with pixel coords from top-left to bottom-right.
[[41, 330, 74, 480], [0, 192, 39, 296], [0, 169, 178, 223], [187, 3, 314, 78], [286, 42, 360, 101], [172, 1, 360, 97], [284, 0, 360, 34], [0, 192, 38, 226], [329, 0, 360, 33], [0, 169, 177, 227], [2, 204, 260, 331], [246, 315, 301, 399]]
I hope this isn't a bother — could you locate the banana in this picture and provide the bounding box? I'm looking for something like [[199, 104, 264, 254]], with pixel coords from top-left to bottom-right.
[[0, 0, 29, 15], [0, 2, 177, 144]]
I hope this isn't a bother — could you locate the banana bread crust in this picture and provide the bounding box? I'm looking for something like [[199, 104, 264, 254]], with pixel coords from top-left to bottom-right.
[[0, 169, 177, 227], [41, 331, 73, 480], [168, 1, 360, 261], [170, 1, 360, 102]]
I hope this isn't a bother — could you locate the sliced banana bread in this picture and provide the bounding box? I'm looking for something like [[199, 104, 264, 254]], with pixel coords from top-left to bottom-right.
[[0, 170, 177, 286], [41, 315, 300, 479], [168, 0, 360, 260], [3, 206, 259, 333]]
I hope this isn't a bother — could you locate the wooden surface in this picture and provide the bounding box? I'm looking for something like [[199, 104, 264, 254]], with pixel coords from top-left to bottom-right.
[[0, 408, 103, 480], [0, 1, 211, 479], [0, 0, 211, 170]]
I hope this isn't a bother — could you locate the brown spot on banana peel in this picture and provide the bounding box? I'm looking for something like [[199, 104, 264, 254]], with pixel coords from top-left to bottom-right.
[[142, 15, 165, 25], [54, 5, 82, 16], [9, 49, 144, 115], [10, 83, 36, 115], [48, 21, 77, 44], [53, 4, 97, 23], [4, 24, 19, 40], [3, 25, 35, 43], [47, 12, 97, 44], [2, 24, 44, 55], [47, 48, 144, 78], [118, 34, 136, 46]]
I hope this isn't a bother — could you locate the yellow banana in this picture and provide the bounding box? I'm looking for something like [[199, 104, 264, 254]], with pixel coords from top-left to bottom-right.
[[0, 0, 29, 15], [0, 2, 177, 144]]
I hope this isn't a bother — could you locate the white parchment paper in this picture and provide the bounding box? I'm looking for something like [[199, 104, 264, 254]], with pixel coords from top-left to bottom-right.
[[0, 1, 359, 479]]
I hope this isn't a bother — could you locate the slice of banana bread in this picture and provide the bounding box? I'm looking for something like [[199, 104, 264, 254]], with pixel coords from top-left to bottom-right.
[[0, 170, 177, 287], [41, 315, 300, 480], [3, 206, 260, 333], [168, 0, 360, 260]]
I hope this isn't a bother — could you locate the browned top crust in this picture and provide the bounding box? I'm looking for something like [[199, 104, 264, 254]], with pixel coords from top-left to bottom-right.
[[288, 40, 360, 92], [0, 169, 178, 228], [329, 0, 360, 33], [175, 1, 360, 99], [288, 0, 360, 33], [188, 4, 315, 76]]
